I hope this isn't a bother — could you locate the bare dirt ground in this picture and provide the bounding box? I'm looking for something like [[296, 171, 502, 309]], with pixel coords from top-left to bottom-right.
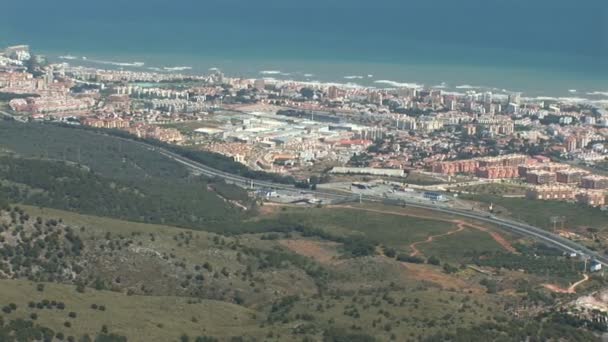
[[543, 274, 590, 294], [257, 203, 282, 216], [278, 239, 341, 265]]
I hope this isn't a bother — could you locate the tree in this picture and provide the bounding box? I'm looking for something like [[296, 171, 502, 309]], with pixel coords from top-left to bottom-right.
[[396, 254, 424, 263], [443, 263, 458, 274], [300, 88, 315, 99], [342, 237, 375, 257], [427, 256, 441, 266], [383, 247, 396, 258]]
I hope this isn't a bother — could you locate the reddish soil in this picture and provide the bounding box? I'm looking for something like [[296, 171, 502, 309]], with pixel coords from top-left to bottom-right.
[[257, 204, 281, 216], [543, 274, 590, 294]]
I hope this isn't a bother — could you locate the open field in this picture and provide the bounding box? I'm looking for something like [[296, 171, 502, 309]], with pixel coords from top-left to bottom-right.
[[0, 280, 260, 342], [403, 171, 444, 185], [454, 182, 527, 197], [275, 206, 457, 250], [463, 194, 608, 231], [415, 227, 508, 261]]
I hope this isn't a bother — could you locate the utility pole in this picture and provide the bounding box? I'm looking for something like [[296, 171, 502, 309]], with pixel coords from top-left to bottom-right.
[[584, 257, 588, 274], [550, 216, 559, 233]]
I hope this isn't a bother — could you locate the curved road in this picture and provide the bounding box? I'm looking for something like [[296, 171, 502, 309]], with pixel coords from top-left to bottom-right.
[[121, 136, 607, 266]]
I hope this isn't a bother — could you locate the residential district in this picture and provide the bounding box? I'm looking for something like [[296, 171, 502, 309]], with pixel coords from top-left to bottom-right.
[[1, 44, 608, 210]]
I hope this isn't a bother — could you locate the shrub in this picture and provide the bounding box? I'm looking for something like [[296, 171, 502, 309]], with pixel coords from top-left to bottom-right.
[[427, 256, 441, 266], [396, 254, 424, 263]]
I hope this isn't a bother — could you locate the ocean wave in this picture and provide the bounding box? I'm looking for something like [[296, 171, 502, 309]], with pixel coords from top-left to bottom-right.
[[492, 94, 509, 100], [208, 67, 220, 71], [568, 89, 577, 93], [344, 75, 364, 79], [432, 82, 448, 89], [455, 84, 483, 90], [525, 96, 591, 104], [442, 91, 465, 96], [367, 75, 374, 78], [85, 58, 145, 67], [259, 70, 282, 75], [271, 79, 365, 89], [374, 80, 423, 88], [58, 55, 77, 60], [163, 66, 192, 71], [587, 91, 608, 97], [303, 73, 314, 77]]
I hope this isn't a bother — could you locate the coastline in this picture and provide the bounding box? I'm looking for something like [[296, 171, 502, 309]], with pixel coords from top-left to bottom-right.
[[46, 51, 608, 107]]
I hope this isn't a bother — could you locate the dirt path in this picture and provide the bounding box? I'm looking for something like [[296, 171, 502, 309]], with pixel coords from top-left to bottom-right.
[[462, 221, 518, 254], [208, 185, 248, 210], [409, 223, 466, 257], [543, 274, 590, 294], [332, 205, 518, 254]]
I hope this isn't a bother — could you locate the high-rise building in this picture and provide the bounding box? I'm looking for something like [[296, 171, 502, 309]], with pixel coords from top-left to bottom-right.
[[508, 92, 521, 105], [581, 175, 608, 189], [368, 92, 383, 105], [445, 97, 457, 111], [253, 79, 265, 91], [526, 170, 556, 185], [328, 85, 339, 99], [482, 92, 493, 104], [565, 136, 577, 152], [397, 87, 417, 98]]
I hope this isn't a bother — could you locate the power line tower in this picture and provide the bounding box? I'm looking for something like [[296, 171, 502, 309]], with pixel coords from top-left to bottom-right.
[[550, 216, 559, 233], [583, 256, 590, 274]]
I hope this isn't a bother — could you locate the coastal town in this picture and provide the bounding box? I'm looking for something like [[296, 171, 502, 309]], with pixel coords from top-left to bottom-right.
[[2, 44, 608, 208]]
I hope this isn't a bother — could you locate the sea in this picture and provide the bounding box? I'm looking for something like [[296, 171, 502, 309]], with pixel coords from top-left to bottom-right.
[[1, 0, 607, 102]]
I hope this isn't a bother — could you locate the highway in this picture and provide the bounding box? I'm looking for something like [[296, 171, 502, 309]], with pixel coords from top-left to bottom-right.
[[113, 135, 608, 266]]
